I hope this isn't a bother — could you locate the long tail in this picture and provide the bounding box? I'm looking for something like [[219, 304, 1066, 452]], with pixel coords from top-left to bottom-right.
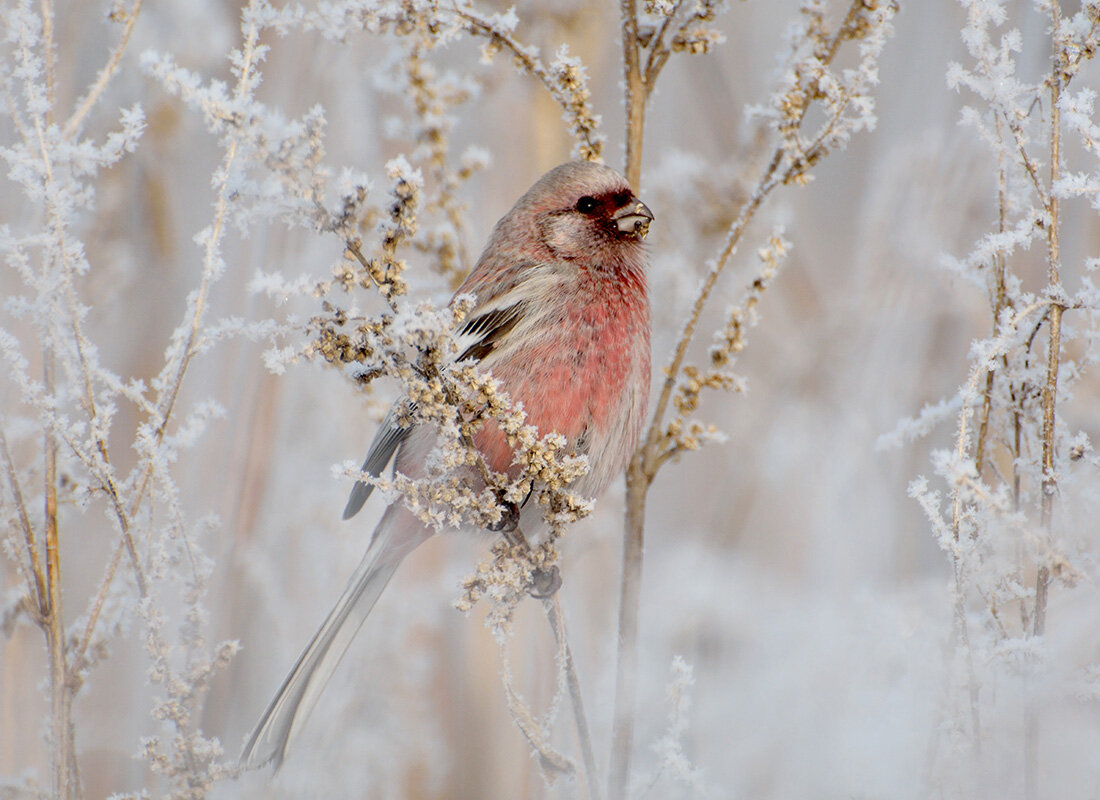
[[240, 508, 430, 770]]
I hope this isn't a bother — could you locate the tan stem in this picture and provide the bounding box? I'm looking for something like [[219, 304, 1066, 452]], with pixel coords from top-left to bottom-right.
[[608, 6, 646, 791], [621, 0, 645, 187], [39, 0, 55, 122], [43, 355, 77, 799], [975, 115, 1012, 477], [544, 596, 600, 800], [609, 5, 876, 796], [1027, 8, 1065, 798], [608, 460, 648, 800], [0, 427, 48, 612], [1034, 0, 1064, 643], [62, 0, 144, 140]]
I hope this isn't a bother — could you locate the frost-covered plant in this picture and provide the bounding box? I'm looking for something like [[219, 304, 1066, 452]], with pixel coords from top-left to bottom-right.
[[0, 0, 256, 797], [887, 0, 1100, 795], [1, 0, 899, 797]]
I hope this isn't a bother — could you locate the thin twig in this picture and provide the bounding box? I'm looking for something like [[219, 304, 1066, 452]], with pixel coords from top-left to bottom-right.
[[0, 425, 48, 615], [1034, 1, 1064, 644], [39, 0, 55, 123], [496, 610, 576, 780], [44, 339, 75, 800], [543, 595, 601, 800], [1028, 5, 1066, 796], [975, 113, 1013, 477], [643, 147, 783, 473], [452, 5, 603, 161], [642, 0, 687, 86], [1004, 115, 1051, 209], [609, 460, 647, 800], [127, 23, 259, 524], [621, 0, 645, 188], [62, 0, 144, 140], [71, 533, 129, 676]]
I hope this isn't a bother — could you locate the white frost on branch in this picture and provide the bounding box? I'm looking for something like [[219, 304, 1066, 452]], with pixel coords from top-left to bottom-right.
[[634, 655, 708, 797]]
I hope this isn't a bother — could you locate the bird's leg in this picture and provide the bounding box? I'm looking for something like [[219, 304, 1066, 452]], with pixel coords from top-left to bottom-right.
[[488, 491, 561, 598]]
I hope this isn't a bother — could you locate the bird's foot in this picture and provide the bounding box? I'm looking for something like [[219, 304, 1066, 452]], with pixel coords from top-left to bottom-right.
[[488, 497, 520, 533], [528, 565, 562, 598]]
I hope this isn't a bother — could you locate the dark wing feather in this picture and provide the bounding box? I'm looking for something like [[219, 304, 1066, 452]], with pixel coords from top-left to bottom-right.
[[342, 403, 413, 520], [456, 303, 524, 362]]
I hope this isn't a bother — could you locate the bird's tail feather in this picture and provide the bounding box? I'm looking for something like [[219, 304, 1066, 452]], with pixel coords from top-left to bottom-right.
[[240, 510, 428, 770]]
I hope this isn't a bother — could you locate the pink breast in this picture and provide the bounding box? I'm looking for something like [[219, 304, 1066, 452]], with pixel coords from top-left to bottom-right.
[[473, 272, 647, 475]]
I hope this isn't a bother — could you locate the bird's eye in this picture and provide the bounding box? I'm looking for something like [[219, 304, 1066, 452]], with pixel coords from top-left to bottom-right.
[[576, 196, 598, 214]]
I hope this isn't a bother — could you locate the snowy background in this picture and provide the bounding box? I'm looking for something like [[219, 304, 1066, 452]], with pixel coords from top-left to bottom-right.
[[2, 1, 1100, 798]]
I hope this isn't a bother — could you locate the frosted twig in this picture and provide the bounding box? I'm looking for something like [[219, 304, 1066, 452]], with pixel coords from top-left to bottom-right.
[[0, 424, 45, 615], [543, 595, 601, 800], [453, 4, 604, 161], [1034, 0, 1066, 644], [62, 0, 145, 140], [497, 635, 576, 779], [657, 230, 790, 468]]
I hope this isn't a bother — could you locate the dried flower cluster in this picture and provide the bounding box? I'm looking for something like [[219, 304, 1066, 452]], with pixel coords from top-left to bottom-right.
[[636, 0, 727, 88], [457, 5, 605, 162], [663, 231, 791, 459], [394, 47, 484, 287], [635, 0, 896, 482], [755, 0, 897, 185]]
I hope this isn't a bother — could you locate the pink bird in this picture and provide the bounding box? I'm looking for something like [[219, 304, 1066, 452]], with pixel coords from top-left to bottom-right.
[[240, 161, 653, 769]]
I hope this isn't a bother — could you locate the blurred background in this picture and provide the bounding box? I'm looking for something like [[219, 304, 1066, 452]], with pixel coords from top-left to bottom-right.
[[2, 1, 1100, 798]]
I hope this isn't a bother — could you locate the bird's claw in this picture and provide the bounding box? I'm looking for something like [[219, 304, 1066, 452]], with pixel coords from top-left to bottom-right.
[[528, 566, 562, 598], [487, 494, 559, 596], [488, 497, 520, 533]]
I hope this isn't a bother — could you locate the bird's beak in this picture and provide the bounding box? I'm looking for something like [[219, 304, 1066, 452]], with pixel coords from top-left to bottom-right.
[[613, 199, 654, 239]]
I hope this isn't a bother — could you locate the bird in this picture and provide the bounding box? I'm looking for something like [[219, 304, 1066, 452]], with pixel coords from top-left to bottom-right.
[[240, 160, 653, 770]]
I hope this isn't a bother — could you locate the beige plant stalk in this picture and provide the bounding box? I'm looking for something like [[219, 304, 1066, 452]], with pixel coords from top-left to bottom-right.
[[610, 4, 896, 796]]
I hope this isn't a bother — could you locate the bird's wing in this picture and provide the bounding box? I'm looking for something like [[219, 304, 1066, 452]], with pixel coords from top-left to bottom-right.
[[453, 299, 526, 363], [341, 402, 413, 520], [342, 295, 528, 521]]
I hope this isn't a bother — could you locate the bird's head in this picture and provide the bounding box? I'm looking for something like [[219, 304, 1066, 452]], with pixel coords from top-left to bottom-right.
[[508, 161, 654, 264]]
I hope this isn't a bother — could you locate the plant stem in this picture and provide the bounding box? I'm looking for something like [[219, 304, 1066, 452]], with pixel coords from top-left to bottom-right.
[[1028, 7, 1065, 797], [62, 0, 144, 140], [544, 597, 601, 800], [620, 0, 645, 187], [35, 0, 77, 791], [43, 353, 76, 799], [608, 460, 648, 800], [607, 83, 784, 800], [608, 5, 648, 797], [975, 115, 1012, 478], [1034, 11, 1063, 643]]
